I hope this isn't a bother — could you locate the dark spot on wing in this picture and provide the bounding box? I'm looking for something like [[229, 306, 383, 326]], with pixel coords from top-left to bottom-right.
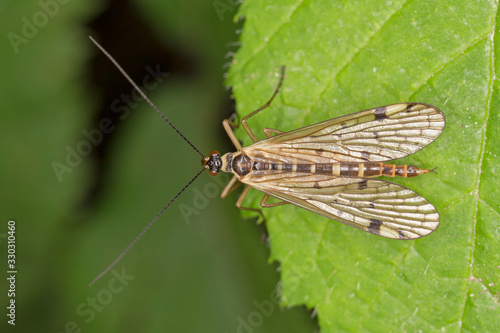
[[368, 218, 383, 235], [374, 106, 387, 120], [313, 182, 321, 189], [361, 151, 370, 161], [358, 180, 368, 189], [369, 202, 375, 208], [405, 103, 417, 112], [398, 230, 410, 239]]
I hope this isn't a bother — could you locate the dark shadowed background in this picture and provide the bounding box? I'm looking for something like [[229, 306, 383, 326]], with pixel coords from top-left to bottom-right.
[[0, 0, 317, 332]]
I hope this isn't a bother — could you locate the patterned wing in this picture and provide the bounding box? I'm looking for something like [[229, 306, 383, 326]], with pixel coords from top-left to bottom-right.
[[248, 103, 445, 163], [244, 174, 439, 239]]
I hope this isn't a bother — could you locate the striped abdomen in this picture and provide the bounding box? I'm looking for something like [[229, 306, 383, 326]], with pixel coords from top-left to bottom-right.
[[251, 161, 430, 178]]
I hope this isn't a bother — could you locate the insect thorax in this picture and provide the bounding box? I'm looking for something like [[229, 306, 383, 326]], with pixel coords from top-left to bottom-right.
[[223, 153, 251, 176]]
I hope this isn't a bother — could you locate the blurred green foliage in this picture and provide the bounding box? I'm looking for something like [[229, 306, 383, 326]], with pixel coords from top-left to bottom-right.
[[0, 1, 315, 332]]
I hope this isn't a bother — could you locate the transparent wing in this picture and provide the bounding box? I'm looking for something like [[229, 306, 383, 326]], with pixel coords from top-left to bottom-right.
[[244, 174, 439, 239], [247, 103, 445, 163]]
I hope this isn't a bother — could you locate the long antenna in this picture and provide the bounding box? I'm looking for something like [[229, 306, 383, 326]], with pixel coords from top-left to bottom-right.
[[89, 167, 206, 286], [88, 36, 208, 286], [89, 36, 204, 158]]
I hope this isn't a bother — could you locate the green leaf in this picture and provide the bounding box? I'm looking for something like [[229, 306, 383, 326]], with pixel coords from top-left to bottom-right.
[[227, 0, 500, 331]]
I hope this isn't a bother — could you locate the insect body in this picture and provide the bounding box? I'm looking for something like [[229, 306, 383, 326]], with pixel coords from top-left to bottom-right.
[[204, 72, 445, 240], [89, 37, 444, 286]]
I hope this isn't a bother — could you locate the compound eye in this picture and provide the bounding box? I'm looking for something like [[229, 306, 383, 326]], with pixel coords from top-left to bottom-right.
[[205, 151, 222, 176]]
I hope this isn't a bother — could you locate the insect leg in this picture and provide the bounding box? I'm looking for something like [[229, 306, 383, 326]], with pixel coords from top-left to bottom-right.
[[222, 119, 242, 150], [241, 66, 286, 143], [221, 174, 242, 198], [235, 186, 266, 221], [263, 128, 283, 138], [260, 194, 288, 207]]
